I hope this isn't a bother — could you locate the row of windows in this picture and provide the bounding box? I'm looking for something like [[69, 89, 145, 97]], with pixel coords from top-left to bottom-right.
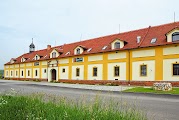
[[7, 69, 47, 77], [5, 64, 179, 77], [75, 66, 120, 77]]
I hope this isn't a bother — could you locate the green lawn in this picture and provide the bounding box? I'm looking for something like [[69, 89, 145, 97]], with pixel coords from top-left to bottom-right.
[[0, 94, 147, 120], [124, 87, 179, 95]]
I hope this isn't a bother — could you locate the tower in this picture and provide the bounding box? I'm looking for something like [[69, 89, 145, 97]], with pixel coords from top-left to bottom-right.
[[29, 38, 35, 53]]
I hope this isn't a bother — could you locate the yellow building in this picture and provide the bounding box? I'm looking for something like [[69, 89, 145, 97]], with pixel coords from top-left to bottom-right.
[[4, 22, 179, 83]]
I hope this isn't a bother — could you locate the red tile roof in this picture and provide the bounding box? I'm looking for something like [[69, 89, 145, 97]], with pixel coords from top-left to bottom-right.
[[5, 22, 179, 65]]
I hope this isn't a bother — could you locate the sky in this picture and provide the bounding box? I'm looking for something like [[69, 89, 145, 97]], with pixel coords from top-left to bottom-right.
[[0, 0, 179, 69]]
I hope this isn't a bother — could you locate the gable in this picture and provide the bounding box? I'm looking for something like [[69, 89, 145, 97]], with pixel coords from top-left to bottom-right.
[[50, 49, 60, 58], [111, 39, 125, 49], [166, 28, 179, 42], [74, 46, 84, 55]]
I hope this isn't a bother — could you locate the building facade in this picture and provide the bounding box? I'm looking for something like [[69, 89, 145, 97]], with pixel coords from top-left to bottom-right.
[[4, 22, 179, 82]]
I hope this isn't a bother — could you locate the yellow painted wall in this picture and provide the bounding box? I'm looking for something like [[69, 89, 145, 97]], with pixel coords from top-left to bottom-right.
[[108, 62, 126, 80], [108, 52, 126, 60], [132, 49, 155, 58], [88, 64, 103, 80], [163, 45, 179, 55], [132, 60, 155, 81], [88, 55, 103, 61], [163, 58, 179, 81]]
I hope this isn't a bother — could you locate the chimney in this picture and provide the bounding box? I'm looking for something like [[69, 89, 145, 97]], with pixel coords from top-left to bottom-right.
[[47, 45, 51, 50], [137, 36, 141, 43]]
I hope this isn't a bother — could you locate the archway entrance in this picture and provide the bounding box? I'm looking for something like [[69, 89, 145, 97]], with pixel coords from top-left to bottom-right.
[[51, 69, 56, 81]]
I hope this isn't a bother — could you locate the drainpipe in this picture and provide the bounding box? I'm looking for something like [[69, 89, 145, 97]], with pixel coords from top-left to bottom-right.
[[128, 50, 130, 86], [47, 61, 49, 82]]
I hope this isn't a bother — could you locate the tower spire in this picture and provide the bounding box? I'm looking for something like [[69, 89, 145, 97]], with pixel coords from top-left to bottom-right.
[[29, 38, 35, 53]]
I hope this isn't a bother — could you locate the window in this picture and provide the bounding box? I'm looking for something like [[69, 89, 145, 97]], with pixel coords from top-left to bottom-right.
[[140, 65, 147, 76], [65, 52, 70, 55], [76, 68, 80, 77], [34, 62, 39, 66], [114, 66, 120, 76], [172, 32, 179, 42], [62, 68, 65, 73], [16, 71, 18, 76], [93, 67, 97, 77], [35, 70, 38, 76], [21, 71, 24, 76], [114, 42, 120, 49], [35, 56, 38, 60], [102, 46, 107, 50], [21, 58, 25, 62], [173, 64, 179, 75], [76, 48, 80, 54], [6, 71, 8, 76], [44, 69, 46, 73], [11, 71, 13, 76], [52, 52, 56, 58], [28, 70, 30, 76], [87, 48, 92, 52], [151, 38, 157, 43]]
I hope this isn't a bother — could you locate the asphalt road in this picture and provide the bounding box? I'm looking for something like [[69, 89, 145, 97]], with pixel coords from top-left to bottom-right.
[[0, 80, 179, 120]]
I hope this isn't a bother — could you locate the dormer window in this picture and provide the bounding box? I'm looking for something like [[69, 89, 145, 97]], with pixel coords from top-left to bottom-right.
[[172, 32, 179, 42], [35, 56, 38, 60], [21, 57, 25, 62], [114, 42, 120, 49], [111, 39, 126, 50], [52, 52, 56, 58], [76, 48, 80, 54]]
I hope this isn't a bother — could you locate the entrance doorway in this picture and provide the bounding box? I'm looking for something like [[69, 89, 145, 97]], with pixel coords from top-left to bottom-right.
[[51, 69, 56, 81]]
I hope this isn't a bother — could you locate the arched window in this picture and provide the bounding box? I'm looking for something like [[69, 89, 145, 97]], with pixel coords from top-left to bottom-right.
[[35, 56, 38, 60], [172, 32, 179, 42], [114, 42, 120, 49], [52, 52, 56, 58], [76, 48, 80, 54], [35, 70, 38, 76]]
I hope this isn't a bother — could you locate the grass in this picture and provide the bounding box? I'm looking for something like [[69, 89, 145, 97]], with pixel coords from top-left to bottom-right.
[[0, 91, 147, 120], [124, 87, 179, 95]]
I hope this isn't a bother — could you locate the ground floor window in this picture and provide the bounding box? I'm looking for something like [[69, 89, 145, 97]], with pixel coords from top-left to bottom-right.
[[173, 64, 179, 75], [93, 67, 98, 77], [44, 69, 46, 73], [35, 70, 38, 76], [11, 71, 13, 76], [76, 68, 80, 77], [28, 70, 30, 76], [140, 65, 147, 76], [6, 71, 8, 76], [62, 68, 65, 73], [16, 71, 18, 76], [21, 71, 24, 76], [114, 66, 120, 76]]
